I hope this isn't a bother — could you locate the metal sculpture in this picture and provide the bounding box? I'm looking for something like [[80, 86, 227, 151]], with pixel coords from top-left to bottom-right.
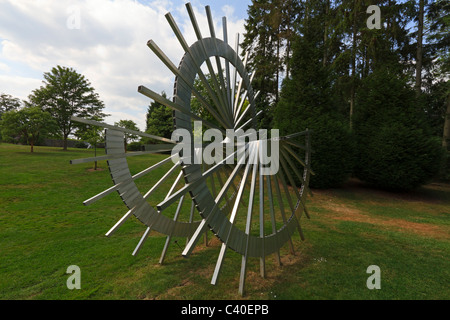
[[70, 3, 313, 296]]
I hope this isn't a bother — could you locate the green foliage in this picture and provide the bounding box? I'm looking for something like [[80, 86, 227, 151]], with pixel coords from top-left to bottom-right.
[[190, 75, 221, 129], [0, 106, 57, 152], [75, 116, 105, 147], [144, 92, 173, 143], [241, 0, 301, 128], [0, 93, 23, 141], [275, 107, 355, 188], [28, 65, 107, 149], [0, 93, 22, 117], [114, 119, 139, 150], [354, 68, 444, 191], [274, 9, 355, 189], [127, 141, 144, 151], [74, 141, 88, 148]]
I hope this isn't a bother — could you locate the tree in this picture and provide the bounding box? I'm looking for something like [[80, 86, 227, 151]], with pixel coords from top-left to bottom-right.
[[28, 65, 107, 150], [241, 0, 302, 128], [75, 116, 105, 170], [415, 0, 425, 96], [0, 107, 57, 152], [114, 119, 139, 151], [0, 93, 23, 141], [353, 67, 443, 190], [274, 2, 355, 188], [425, 0, 450, 179], [145, 92, 173, 143], [0, 93, 22, 117], [426, 0, 449, 148]]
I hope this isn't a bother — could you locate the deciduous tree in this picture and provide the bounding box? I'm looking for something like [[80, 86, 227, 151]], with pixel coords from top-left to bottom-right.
[[29, 65, 107, 150]]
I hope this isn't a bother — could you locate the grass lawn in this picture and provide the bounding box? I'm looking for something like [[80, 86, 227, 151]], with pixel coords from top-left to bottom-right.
[[0, 143, 449, 300]]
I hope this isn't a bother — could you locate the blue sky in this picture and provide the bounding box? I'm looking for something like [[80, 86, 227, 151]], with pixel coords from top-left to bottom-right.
[[0, 0, 252, 131]]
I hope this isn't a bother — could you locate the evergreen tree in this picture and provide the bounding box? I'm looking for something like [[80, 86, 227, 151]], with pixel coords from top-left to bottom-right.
[[145, 91, 173, 143], [241, 0, 302, 128], [353, 66, 443, 190], [274, 0, 355, 188]]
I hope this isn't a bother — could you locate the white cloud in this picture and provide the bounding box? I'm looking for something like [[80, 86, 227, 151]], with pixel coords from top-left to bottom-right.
[[0, 74, 42, 102], [222, 5, 235, 18], [0, 0, 248, 132]]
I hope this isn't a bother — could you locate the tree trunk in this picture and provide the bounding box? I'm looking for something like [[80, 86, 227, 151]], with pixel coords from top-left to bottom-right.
[[30, 141, 34, 153], [284, 1, 292, 79], [415, 0, 424, 96], [323, 0, 329, 67], [276, 33, 280, 103], [443, 93, 450, 150], [94, 143, 98, 170], [63, 134, 68, 151], [350, 0, 358, 130]]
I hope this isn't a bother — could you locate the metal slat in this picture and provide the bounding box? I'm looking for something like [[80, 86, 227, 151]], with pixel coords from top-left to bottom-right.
[[239, 141, 259, 296], [71, 116, 175, 144], [210, 143, 256, 286]]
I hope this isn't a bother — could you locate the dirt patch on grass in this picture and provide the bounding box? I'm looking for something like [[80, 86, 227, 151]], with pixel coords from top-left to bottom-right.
[[342, 179, 450, 204], [154, 234, 309, 299], [323, 203, 449, 240], [87, 168, 105, 172]]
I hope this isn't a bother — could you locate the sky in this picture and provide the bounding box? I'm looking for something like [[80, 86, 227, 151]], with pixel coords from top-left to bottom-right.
[[0, 0, 252, 131]]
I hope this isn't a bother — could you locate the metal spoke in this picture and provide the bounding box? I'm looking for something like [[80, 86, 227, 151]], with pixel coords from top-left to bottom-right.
[[211, 142, 257, 285], [239, 141, 259, 295]]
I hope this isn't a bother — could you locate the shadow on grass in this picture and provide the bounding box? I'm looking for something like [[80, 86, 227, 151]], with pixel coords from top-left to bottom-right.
[[313, 178, 450, 205]]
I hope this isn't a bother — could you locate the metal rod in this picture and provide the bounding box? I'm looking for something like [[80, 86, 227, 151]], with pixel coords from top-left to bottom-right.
[[159, 194, 185, 264], [211, 143, 256, 285], [205, 5, 232, 123], [71, 116, 175, 144], [143, 161, 180, 200], [70, 147, 173, 165], [222, 16, 232, 113], [239, 141, 259, 296], [132, 226, 152, 256], [273, 173, 295, 254], [234, 71, 255, 122], [259, 142, 266, 278], [234, 91, 260, 129], [147, 40, 231, 129], [166, 171, 184, 200], [157, 145, 247, 212], [185, 3, 233, 126], [182, 152, 247, 258], [266, 174, 282, 265], [105, 207, 135, 237], [231, 33, 239, 115], [84, 155, 177, 206], [165, 12, 228, 127], [138, 85, 224, 133], [233, 51, 248, 118]]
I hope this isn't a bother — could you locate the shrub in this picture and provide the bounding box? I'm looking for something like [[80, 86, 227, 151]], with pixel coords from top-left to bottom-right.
[[274, 106, 355, 189], [127, 141, 143, 151], [355, 123, 443, 190], [74, 141, 88, 148], [354, 68, 443, 191]]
